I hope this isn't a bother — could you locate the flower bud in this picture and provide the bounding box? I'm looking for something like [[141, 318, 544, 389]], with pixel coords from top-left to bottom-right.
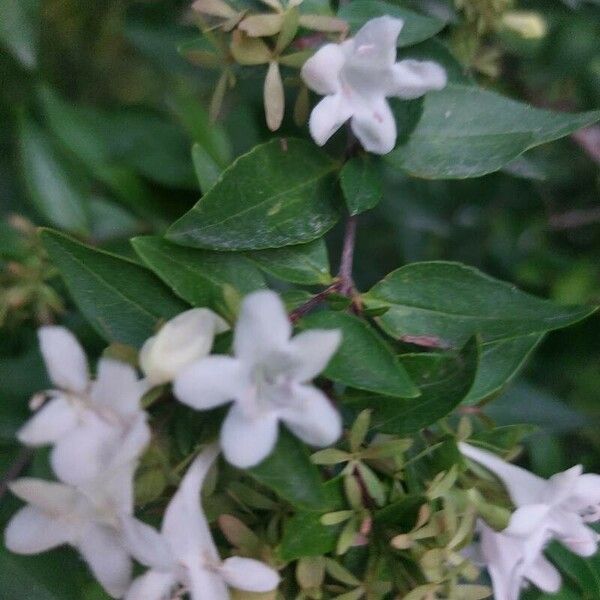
[[502, 11, 547, 40], [140, 308, 229, 385]]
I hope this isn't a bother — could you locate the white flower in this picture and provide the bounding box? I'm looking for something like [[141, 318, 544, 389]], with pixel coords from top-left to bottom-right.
[[140, 309, 229, 386], [5, 465, 136, 598], [18, 326, 150, 486], [173, 290, 342, 468], [477, 520, 561, 600], [301, 16, 447, 154], [122, 445, 280, 600], [460, 443, 600, 559]]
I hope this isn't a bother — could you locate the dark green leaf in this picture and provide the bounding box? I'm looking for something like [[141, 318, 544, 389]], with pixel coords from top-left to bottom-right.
[[346, 338, 478, 435], [299, 311, 419, 398], [365, 262, 596, 348], [41, 229, 187, 348], [470, 425, 537, 453], [340, 155, 384, 216], [248, 427, 330, 511], [0, 0, 38, 68], [131, 235, 266, 314], [167, 138, 340, 251], [247, 239, 332, 285], [548, 543, 600, 598], [388, 84, 600, 179], [192, 142, 222, 194], [374, 494, 427, 529], [338, 0, 446, 47]]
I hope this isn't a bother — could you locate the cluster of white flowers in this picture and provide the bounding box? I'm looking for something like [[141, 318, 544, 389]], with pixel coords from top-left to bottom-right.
[[4, 290, 341, 598], [461, 443, 600, 600]]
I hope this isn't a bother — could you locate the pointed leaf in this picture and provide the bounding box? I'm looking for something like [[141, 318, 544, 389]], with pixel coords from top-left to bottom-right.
[[340, 154, 383, 216]]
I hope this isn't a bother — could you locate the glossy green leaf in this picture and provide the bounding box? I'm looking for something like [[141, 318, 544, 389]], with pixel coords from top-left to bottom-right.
[[365, 262, 596, 348], [338, 0, 446, 47], [167, 138, 340, 251], [192, 142, 222, 194], [248, 427, 330, 511], [41, 229, 187, 348], [0, 0, 38, 68], [340, 155, 384, 216], [19, 116, 90, 235], [388, 84, 600, 179], [131, 235, 266, 313], [547, 543, 600, 597], [247, 238, 332, 285], [346, 338, 478, 435], [299, 311, 420, 398]]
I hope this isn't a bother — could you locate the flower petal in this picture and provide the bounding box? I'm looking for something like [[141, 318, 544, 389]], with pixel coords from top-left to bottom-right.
[[4, 506, 74, 554], [38, 326, 89, 393], [234, 290, 291, 361], [287, 329, 341, 382], [92, 359, 145, 417], [281, 385, 341, 447], [459, 442, 547, 506], [121, 517, 174, 570], [125, 570, 177, 600], [17, 396, 78, 447], [220, 556, 280, 592], [505, 504, 551, 537], [8, 478, 78, 513], [388, 59, 447, 99], [309, 93, 353, 147], [174, 356, 248, 411], [350, 16, 403, 69], [78, 524, 132, 599], [526, 555, 562, 594], [350, 98, 397, 155], [550, 509, 599, 557], [221, 405, 279, 468], [186, 564, 229, 600], [301, 43, 345, 95], [568, 473, 600, 519]]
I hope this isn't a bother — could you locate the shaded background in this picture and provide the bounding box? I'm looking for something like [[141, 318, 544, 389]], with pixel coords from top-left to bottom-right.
[[0, 0, 599, 597]]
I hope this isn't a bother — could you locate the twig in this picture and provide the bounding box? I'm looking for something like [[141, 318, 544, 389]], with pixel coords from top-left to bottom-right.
[[338, 215, 358, 296], [0, 448, 34, 500], [289, 283, 341, 323]]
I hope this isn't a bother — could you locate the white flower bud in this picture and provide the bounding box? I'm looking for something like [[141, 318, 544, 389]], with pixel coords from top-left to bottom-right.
[[140, 309, 229, 385]]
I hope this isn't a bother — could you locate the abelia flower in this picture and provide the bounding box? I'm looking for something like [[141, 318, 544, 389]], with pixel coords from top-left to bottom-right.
[[5, 465, 137, 598], [174, 290, 342, 468], [140, 308, 229, 386], [122, 445, 280, 600], [18, 326, 150, 486], [301, 16, 447, 154]]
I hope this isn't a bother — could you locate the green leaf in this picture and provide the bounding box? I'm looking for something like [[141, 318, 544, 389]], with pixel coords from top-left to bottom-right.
[[0, 0, 38, 68], [19, 116, 90, 235], [299, 311, 419, 398], [247, 239, 332, 285], [41, 229, 187, 348], [167, 138, 340, 251], [365, 262, 596, 348], [340, 155, 384, 216], [248, 427, 330, 511], [346, 338, 478, 435], [338, 0, 446, 47], [547, 543, 600, 597], [132, 235, 266, 315], [470, 425, 537, 453], [388, 84, 600, 179], [462, 333, 543, 405], [192, 142, 222, 194]]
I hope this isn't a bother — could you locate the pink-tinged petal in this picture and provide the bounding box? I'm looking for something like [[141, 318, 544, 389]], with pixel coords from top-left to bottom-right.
[[388, 60, 447, 99], [8, 478, 78, 513], [38, 326, 89, 393], [17, 396, 78, 447], [350, 16, 403, 69], [4, 506, 74, 554], [78, 524, 132, 599], [220, 556, 280, 592], [162, 445, 220, 563], [281, 385, 341, 447], [550, 509, 599, 557], [526, 555, 562, 594], [121, 517, 173, 570], [92, 359, 144, 417], [221, 405, 279, 468], [459, 442, 547, 506], [350, 98, 397, 155], [287, 329, 341, 382], [234, 291, 291, 361], [301, 43, 345, 95], [309, 94, 353, 147], [125, 570, 177, 600], [174, 356, 248, 411]]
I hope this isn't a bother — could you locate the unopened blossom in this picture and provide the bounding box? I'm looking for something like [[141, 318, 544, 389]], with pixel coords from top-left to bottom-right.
[[301, 16, 447, 154], [174, 290, 342, 468], [122, 445, 280, 600], [18, 326, 150, 486], [140, 308, 229, 386], [5, 465, 137, 598]]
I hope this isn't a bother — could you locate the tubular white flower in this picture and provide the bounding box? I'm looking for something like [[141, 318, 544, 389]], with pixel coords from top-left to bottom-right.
[[301, 16, 447, 154], [122, 445, 280, 600], [174, 290, 342, 468], [140, 308, 229, 386]]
